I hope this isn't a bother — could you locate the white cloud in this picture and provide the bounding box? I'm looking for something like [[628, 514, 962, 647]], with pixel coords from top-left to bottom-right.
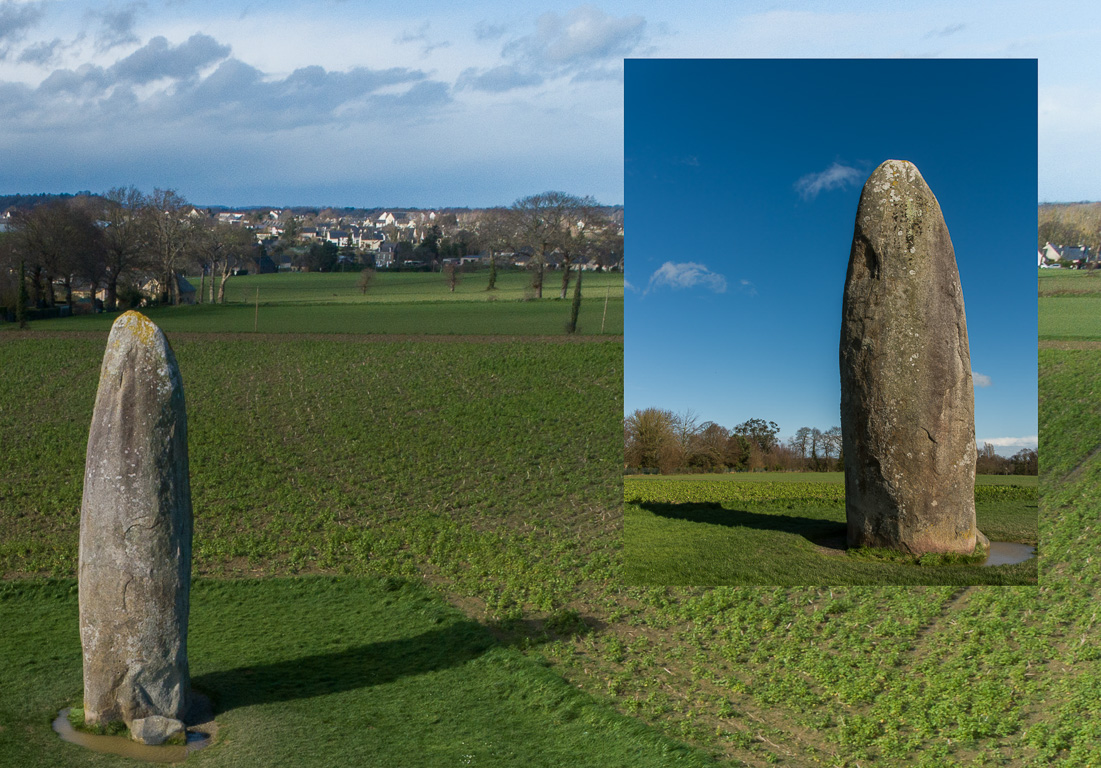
[[794, 161, 862, 200], [646, 261, 726, 294], [973, 371, 992, 387], [502, 4, 645, 83], [979, 436, 1038, 449]]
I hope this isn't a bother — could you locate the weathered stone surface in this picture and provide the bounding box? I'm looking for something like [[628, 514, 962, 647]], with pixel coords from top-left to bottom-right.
[[79, 311, 192, 727], [840, 160, 980, 555], [129, 716, 186, 746]]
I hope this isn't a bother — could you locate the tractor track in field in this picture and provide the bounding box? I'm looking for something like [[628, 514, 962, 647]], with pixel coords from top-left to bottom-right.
[[0, 330, 623, 343]]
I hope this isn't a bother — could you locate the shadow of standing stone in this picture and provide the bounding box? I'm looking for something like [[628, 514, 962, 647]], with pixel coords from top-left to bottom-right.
[[78, 311, 193, 743], [840, 160, 985, 555]]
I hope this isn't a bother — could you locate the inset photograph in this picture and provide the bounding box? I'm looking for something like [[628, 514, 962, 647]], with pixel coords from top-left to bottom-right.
[[624, 58, 1038, 586]]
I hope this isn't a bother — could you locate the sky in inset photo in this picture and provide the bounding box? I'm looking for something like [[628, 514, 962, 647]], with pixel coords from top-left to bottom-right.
[[624, 58, 1038, 453], [0, 1, 1093, 208]]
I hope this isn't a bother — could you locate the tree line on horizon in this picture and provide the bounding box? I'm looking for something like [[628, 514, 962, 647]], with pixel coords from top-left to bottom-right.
[[1039, 202, 1101, 257], [623, 408, 840, 474], [624, 407, 1038, 476], [0, 188, 624, 326]]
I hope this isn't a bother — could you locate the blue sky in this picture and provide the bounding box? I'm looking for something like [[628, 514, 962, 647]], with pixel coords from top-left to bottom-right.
[[624, 59, 1037, 453], [0, 1, 1096, 208]]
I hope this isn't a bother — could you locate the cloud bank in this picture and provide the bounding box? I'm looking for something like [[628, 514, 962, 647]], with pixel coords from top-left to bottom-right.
[[973, 372, 992, 387]]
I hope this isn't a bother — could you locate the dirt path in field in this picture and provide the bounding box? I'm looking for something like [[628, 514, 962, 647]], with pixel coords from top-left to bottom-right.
[[0, 330, 622, 343]]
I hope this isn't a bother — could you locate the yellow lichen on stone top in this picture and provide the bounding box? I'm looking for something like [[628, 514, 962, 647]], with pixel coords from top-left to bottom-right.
[[114, 311, 160, 347]]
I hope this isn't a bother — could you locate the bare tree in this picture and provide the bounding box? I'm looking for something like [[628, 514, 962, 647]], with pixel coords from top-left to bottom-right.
[[195, 221, 254, 304], [474, 207, 516, 291], [556, 198, 600, 299], [817, 426, 842, 471], [8, 199, 105, 310], [789, 426, 813, 462], [511, 191, 596, 299], [672, 408, 701, 454], [98, 187, 149, 311], [443, 262, 459, 292], [358, 268, 376, 295], [143, 189, 195, 305]]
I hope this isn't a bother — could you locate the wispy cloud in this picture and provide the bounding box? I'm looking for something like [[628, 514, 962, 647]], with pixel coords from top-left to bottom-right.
[[646, 261, 726, 294], [794, 161, 861, 200], [395, 21, 450, 56], [738, 278, 756, 296], [474, 20, 508, 41], [457, 64, 542, 93], [980, 436, 1038, 449], [485, 4, 645, 88], [973, 371, 992, 387], [924, 23, 965, 39], [506, 5, 645, 66]]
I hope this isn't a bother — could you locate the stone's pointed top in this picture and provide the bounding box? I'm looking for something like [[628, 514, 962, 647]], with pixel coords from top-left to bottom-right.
[[879, 158, 918, 173], [866, 159, 926, 186], [102, 311, 179, 386], [857, 159, 942, 233], [110, 310, 163, 346]]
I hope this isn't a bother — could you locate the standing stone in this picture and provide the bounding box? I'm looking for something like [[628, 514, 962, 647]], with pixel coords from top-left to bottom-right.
[[79, 311, 192, 738], [840, 160, 984, 555]]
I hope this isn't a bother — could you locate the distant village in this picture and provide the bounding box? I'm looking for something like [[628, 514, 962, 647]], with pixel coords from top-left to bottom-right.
[[0, 190, 623, 317], [1039, 242, 1091, 268], [1038, 201, 1101, 269]]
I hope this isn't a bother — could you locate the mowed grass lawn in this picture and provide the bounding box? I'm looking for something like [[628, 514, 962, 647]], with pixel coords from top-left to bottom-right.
[[3, 270, 625, 336], [624, 473, 1037, 586]]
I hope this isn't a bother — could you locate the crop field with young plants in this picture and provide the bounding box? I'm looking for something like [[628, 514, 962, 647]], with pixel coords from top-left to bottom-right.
[[2, 270, 625, 336], [0, 267, 1093, 767]]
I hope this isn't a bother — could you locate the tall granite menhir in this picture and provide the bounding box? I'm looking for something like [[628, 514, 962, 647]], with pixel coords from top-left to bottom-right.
[[79, 311, 192, 744], [840, 160, 984, 555]]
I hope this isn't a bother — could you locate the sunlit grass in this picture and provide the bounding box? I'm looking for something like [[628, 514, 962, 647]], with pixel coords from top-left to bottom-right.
[[0, 577, 712, 768]]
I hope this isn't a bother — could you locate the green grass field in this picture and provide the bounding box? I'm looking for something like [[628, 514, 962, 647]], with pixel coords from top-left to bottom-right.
[[624, 474, 1037, 586], [1038, 267, 1101, 297], [208, 269, 626, 304], [1, 267, 1097, 767], [2, 270, 625, 336], [1039, 268, 1101, 340], [0, 577, 713, 768]]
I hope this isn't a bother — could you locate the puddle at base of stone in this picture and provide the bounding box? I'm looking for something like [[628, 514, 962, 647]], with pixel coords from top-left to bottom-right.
[[53, 695, 216, 763], [983, 541, 1036, 567]]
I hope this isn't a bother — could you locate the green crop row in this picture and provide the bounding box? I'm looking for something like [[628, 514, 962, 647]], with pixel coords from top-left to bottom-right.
[[624, 478, 1035, 505]]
